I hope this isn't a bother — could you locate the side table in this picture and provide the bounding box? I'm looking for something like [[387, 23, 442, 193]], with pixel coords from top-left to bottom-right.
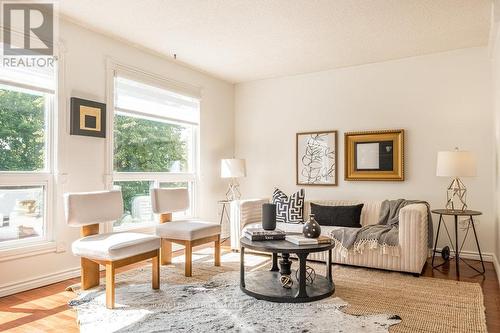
[[218, 200, 231, 240], [431, 209, 485, 277]]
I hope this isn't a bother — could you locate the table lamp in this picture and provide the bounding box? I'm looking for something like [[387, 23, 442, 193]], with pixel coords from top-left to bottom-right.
[[221, 158, 246, 201], [436, 148, 476, 211]]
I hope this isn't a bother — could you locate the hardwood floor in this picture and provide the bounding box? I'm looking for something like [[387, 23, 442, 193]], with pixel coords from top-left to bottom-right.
[[0, 247, 498, 332]]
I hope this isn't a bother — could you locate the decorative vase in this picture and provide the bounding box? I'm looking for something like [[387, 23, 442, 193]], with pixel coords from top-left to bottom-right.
[[262, 203, 277, 230], [303, 214, 321, 238]]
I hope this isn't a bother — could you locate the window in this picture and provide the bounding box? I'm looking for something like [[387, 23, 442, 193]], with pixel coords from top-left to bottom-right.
[[112, 74, 199, 229], [0, 61, 55, 247]]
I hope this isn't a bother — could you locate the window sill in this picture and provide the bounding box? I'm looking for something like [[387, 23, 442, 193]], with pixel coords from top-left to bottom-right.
[[0, 241, 57, 262]]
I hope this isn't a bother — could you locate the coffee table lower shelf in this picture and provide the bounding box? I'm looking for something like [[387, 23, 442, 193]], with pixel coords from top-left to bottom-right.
[[240, 270, 335, 303]]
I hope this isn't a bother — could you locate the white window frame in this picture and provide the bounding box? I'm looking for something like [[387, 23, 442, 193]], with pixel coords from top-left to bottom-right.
[[105, 60, 201, 232], [0, 76, 57, 257]]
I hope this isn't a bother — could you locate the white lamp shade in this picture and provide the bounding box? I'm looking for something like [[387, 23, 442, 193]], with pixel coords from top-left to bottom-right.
[[221, 159, 246, 178], [436, 151, 476, 177]]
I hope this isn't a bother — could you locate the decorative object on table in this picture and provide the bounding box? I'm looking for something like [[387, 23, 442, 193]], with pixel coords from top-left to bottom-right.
[[220, 158, 246, 201], [244, 228, 286, 241], [272, 188, 305, 223], [279, 253, 292, 275], [285, 234, 331, 246], [344, 129, 404, 181], [431, 209, 485, 277], [261, 203, 277, 230], [310, 203, 364, 227], [296, 130, 337, 186], [302, 214, 321, 238], [70, 97, 106, 138], [295, 265, 316, 285], [436, 148, 476, 211], [280, 275, 293, 289]]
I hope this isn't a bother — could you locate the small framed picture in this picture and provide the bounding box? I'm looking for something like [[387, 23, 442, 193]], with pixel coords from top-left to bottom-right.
[[296, 130, 337, 186], [345, 129, 404, 181], [70, 97, 106, 138]]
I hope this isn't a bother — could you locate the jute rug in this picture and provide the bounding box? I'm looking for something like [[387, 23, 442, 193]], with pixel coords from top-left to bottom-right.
[[68, 249, 486, 333]]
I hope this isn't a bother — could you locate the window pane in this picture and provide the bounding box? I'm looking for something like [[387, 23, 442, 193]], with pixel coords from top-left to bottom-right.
[[113, 181, 154, 228], [113, 113, 192, 172], [0, 87, 47, 171], [0, 186, 44, 243], [159, 182, 192, 219]]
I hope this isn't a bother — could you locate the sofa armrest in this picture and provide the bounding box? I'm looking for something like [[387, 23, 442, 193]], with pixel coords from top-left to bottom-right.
[[398, 203, 429, 273], [229, 198, 269, 250]]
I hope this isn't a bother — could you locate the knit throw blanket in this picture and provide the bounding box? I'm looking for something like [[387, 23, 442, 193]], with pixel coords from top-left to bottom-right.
[[330, 199, 433, 258]]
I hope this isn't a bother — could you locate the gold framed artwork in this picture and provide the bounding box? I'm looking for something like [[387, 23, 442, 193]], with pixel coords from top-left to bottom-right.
[[70, 97, 106, 138], [296, 130, 338, 186], [344, 129, 404, 181]]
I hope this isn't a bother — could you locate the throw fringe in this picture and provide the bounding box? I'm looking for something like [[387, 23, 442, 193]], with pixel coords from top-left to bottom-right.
[[331, 237, 401, 258]]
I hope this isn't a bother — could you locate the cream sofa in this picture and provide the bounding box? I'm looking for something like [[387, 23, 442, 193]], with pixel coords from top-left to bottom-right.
[[230, 199, 429, 275]]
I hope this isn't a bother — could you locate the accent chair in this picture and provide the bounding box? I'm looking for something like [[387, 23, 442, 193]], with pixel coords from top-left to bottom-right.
[[64, 190, 161, 309], [151, 188, 221, 277]]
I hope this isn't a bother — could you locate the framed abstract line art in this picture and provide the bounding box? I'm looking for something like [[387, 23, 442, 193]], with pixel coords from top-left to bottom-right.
[[296, 130, 337, 186], [70, 97, 106, 138], [344, 129, 404, 181]]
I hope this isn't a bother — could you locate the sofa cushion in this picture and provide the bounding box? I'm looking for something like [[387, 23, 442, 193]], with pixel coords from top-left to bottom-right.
[[156, 220, 221, 240], [310, 203, 364, 228], [272, 188, 305, 223], [72, 232, 160, 261]]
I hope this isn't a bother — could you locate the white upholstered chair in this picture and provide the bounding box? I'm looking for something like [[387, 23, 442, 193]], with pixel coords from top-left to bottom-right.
[[151, 188, 221, 277], [64, 190, 161, 309]]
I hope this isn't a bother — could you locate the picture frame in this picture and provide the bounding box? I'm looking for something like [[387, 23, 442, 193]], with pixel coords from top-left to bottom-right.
[[70, 97, 106, 138], [296, 130, 338, 186], [344, 129, 404, 181]]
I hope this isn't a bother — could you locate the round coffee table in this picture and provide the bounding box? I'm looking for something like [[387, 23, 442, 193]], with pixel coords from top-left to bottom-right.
[[240, 237, 335, 303]]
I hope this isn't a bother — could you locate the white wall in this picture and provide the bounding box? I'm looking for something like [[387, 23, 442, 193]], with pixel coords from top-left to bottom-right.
[[0, 19, 234, 294], [235, 47, 495, 256], [492, 1, 500, 279]]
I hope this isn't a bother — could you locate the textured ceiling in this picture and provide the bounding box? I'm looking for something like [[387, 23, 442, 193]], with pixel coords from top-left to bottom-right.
[[59, 0, 491, 83]]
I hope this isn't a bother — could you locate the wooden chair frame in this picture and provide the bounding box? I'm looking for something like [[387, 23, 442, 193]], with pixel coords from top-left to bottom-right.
[[79, 224, 160, 309], [159, 213, 221, 277]]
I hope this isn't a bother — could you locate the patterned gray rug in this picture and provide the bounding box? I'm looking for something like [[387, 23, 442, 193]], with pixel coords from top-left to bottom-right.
[[68, 251, 401, 333]]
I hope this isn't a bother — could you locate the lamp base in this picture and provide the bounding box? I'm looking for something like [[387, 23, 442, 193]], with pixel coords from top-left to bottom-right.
[[445, 177, 467, 211], [225, 179, 241, 201]]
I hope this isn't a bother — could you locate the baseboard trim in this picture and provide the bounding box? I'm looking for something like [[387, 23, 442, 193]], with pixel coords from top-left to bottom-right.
[[0, 267, 81, 298], [493, 253, 500, 287]]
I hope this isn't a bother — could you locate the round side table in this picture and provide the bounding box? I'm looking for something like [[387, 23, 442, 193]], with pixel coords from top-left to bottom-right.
[[431, 209, 485, 277]]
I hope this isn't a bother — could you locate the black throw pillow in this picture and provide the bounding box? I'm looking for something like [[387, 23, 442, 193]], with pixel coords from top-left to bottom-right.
[[310, 203, 364, 228]]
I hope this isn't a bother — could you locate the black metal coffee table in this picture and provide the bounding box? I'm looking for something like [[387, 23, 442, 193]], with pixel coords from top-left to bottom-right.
[[240, 237, 335, 303]]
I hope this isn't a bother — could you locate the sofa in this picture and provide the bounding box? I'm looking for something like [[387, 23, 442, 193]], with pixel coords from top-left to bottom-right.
[[230, 198, 429, 275]]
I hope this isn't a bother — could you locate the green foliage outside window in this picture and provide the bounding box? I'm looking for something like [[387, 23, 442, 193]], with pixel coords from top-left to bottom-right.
[[113, 114, 188, 173], [0, 89, 46, 171], [113, 114, 190, 226]]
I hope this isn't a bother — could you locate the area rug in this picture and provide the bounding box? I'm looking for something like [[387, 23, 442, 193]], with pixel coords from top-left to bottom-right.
[[68, 249, 486, 333]]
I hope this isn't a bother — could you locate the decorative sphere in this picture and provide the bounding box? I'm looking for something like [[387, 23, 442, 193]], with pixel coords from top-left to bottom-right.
[[280, 275, 293, 289]]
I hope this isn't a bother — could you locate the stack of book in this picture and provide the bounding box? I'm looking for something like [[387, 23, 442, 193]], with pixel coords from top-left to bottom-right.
[[285, 234, 332, 246], [244, 228, 286, 241]]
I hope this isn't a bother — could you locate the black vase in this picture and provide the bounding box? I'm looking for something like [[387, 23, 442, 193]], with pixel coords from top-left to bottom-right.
[[262, 203, 277, 230], [303, 214, 321, 238]]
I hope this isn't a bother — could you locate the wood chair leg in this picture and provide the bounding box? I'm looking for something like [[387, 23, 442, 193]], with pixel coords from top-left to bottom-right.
[[152, 250, 160, 290], [105, 263, 115, 309], [214, 235, 221, 267], [185, 241, 192, 277], [81, 257, 100, 290], [160, 239, 172, 265]]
